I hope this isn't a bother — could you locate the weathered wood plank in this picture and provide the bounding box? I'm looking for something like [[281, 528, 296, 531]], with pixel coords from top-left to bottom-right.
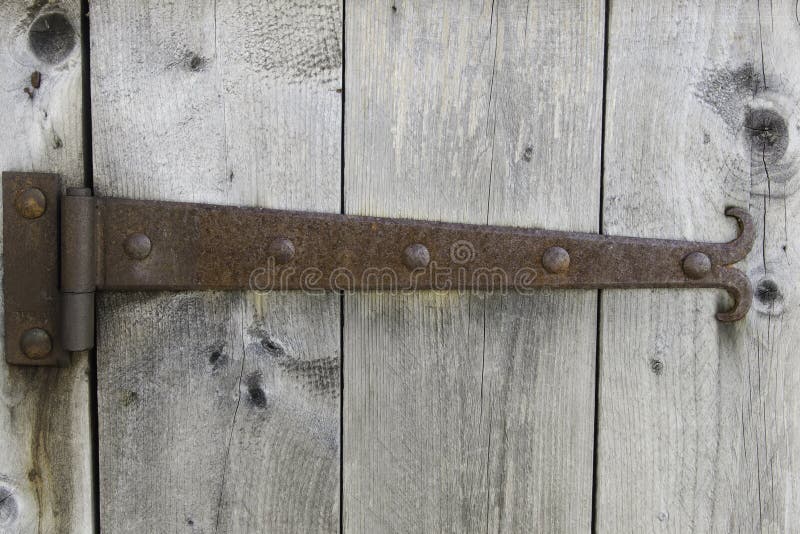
[[0, 2, 93, 532], [91, 1, 342, 531], [343, 1, 604, 531], [597, 0, 799, 530]]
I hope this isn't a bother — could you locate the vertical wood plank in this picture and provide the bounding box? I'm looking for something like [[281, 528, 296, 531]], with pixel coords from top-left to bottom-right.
[[344, 1, 604, 531], [0, 2, 93, 532], [91, 1, 342, 531], [597, 0, 800, 530]]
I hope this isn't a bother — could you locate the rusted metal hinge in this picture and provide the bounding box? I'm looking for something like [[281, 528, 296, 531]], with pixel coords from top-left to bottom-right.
[[3, 172, 755, 366]]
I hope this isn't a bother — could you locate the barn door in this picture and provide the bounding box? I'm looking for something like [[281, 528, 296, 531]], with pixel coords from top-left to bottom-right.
[[0, 1, 797, 533]]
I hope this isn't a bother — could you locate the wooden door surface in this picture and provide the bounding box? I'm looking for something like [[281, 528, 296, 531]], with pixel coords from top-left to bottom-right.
[[0, 1, 797, 533]]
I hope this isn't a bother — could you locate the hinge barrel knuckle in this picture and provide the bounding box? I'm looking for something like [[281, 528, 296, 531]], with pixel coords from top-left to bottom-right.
[[62, 293, 95, 351], [61, 189, 96, 351]]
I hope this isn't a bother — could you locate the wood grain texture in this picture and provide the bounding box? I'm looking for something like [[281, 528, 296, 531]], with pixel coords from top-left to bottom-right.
[[343, 1, 604, 531], [597, 0, 800, 531], [91, 0, 342, 531], [0, 1, 93, 532]]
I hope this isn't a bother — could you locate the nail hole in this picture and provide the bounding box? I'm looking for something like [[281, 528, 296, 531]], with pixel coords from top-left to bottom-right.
[[649, 358, 664, 375], [523, 146, 534, 162], [753, 276, 785, 316], [28, 13, 76, 64], [185, 52, 207, 71], [755, 278, 781, 304]]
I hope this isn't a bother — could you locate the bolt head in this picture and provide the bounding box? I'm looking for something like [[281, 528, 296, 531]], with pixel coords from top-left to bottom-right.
[[123, 233, 152, 260], [20, 328, 52, 359], [268, 237, 295, 264], [403, 243, 430, 269], [15, 187, 47, 219], [542, 246, 570, 274], [683, 251, 711, 279]]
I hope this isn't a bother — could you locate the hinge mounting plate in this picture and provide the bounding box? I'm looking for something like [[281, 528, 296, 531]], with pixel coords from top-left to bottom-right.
[[3, 172, 67, 366]]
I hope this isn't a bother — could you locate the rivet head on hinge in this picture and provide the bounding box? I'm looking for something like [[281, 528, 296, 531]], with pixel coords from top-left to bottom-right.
[[542, 246, 570, 274], [20, 328, 52, 359], [268, 237, 295, 264], [123, 233, 152, 260], [683, 251, 711, 279], [15, 187, 47, 219], [403, 243, 430, 269]]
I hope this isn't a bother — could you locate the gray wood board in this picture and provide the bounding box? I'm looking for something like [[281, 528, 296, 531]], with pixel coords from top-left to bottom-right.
[[90, 1, 342, 531], [0, 1, 93, 532], [596, 0, 799, 531], [343, 1, 604, 531]]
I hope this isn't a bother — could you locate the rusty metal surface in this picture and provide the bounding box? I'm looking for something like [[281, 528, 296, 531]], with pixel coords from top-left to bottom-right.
[[3, 172, 756, 366], [61, 188, 96, 351], [3, 172, 67, 366], [97, 198, 754, 321]]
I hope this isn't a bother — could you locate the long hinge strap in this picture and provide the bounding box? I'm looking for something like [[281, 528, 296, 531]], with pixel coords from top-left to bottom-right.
[[3, 172, 755, 366]]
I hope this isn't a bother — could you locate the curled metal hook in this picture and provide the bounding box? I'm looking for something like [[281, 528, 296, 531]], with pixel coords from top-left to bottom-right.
[[708, 207, 755, 322]]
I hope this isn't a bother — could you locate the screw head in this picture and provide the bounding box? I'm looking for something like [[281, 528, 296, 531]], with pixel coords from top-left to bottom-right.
[[15, 187, 47, 219], [403, 243, 430, 269], [268, 237, 295, 264], [683, 251, 711, 279], [20, 328, 52, 359], [542, 246, 570, 274], [123, 233, 152, 260]]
